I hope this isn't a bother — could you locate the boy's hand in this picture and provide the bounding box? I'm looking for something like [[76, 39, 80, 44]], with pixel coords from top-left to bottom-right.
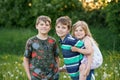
[[59, 66, 67, 72]]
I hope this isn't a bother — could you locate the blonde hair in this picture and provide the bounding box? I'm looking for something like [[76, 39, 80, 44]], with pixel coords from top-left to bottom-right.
[[36, 15, 51, 26], [72, 20, 92, 37], [56, 16, 72, 30], [72, 20, 98, 46]]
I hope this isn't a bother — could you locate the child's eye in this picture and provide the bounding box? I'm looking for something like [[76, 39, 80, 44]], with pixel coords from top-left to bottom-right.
[[79, 30, 83, 32], [40, 23, 44, 26], [56, 26, 60, 28], [75, 30, 78, 32], [62, 27, 66, 29], [46, 24, 49, 26]]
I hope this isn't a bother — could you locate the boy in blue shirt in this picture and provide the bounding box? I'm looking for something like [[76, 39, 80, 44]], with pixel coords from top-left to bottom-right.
[[55, 16, 84, 80]]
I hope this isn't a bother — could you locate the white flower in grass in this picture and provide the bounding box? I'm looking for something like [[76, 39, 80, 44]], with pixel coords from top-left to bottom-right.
[[104, 64, 107, 67], [95, 72, 98, 76], [115, 67, 118, 70], [10, 74, 14, 77], [15, 61, 18, 64], [4, 63, 6, 65], [16, 70, 19, 73], [63, 75, 67, 78], [108, 74, 111, 77], [20, 72, 22, 75], [3, 75, 6, 77], [8, 71, 11, 74], [68, 76, 70, 78], [103, 72, 107, 79], [15, 67, 18, 69], [16, 76, 18, 79], [103, 67, 106, 70], [117, 73, 119, 76], [114, 69, 118, 73]]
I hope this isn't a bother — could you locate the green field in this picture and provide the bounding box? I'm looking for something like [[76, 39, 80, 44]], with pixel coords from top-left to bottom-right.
[[0, 28, 120, 80]]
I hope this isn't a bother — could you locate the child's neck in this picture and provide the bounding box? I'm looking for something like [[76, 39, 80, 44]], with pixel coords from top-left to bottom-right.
[[60, 34, 69, 41], [37, 34, 48, 40]]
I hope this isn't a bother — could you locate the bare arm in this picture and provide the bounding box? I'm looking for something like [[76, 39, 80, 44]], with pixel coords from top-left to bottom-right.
[[71, 37, 93, 55], [55, 56, 60, 68], [23, 57, 31, 80], [71, 37, 93, 76]]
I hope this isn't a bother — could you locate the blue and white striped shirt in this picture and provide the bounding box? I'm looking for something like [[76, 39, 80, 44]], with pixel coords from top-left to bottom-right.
[[59, 34, 84, 80]]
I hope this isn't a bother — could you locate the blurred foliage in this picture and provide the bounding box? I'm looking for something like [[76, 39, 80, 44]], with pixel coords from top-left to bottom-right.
[[103, 1, 120, 50], [0, 0, 33, 28], [103, 1, 120, 33], [0, 0, 120, 50], [0, 0, 119, 29]]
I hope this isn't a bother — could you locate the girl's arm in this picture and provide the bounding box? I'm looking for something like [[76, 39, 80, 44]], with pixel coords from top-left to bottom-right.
[[23, 57, 31, 80], [71, 37, 93, 76], [71, 37, 93, 55]]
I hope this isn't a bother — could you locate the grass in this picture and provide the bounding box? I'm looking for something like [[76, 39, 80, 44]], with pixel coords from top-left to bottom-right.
[[0, 28, 120, 80]]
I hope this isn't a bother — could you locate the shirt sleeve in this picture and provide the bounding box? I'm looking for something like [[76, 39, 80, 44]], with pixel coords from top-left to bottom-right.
[[24, 39, 32, 58], [53, 41, 59, 57], [75, 40, 85, 48]]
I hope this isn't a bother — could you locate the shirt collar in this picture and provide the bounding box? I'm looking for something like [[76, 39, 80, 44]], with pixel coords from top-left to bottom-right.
[[59, 33, 70, 44]]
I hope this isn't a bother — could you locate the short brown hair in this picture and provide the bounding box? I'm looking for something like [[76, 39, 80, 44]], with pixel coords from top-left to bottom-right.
[[36, 15, 51, 26], [56, 16, 72, 30]]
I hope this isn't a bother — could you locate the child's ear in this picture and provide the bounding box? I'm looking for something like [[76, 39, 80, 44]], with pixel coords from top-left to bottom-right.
[[36, 25, 38, 29]]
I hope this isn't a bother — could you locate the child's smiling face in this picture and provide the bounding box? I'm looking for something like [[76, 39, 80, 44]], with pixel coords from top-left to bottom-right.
[[55, 23, 70, 40], [36, 20, 51, 35], [74, 26, 86, 40]]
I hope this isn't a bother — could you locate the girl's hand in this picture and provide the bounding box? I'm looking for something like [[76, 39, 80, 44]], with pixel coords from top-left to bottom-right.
[[84, 66, 90, 76], [71, 46, 78, 52]]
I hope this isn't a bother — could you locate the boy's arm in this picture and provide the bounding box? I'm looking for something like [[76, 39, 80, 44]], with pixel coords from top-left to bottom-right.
[[23, 57, 31, 80], [55, 56, 60, 68]]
